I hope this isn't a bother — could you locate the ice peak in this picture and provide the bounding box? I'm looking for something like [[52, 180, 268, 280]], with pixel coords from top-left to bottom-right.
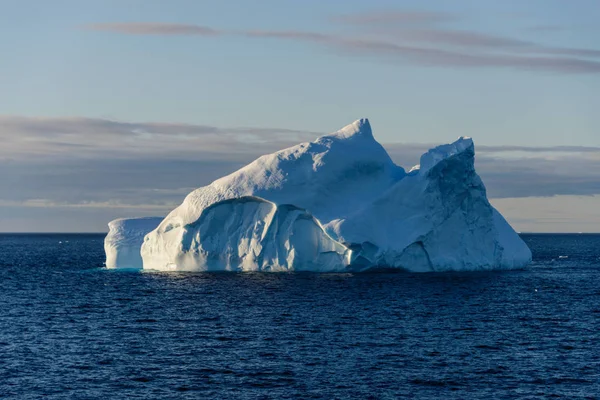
[[330, 118, 373, 140], [419, 136, 474, 174]]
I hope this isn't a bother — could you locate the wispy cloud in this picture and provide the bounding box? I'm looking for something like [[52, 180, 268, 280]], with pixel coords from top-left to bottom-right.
[[81, 16, 600, 74], [476, 145, 600, 153], [333, 38, 600, 73], [336, 22, 600, 59], [331, 10, 457, 25], [0, 115, 317, 138], [0, 199, 178, 210], [84, 22, 219, 36], [525, 25, 565, 33], [381, 29, 532, 49], [0, 115, 319, 161]]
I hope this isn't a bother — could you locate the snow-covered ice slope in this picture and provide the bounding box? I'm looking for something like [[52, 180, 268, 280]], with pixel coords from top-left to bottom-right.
[[140, 119, 531, 272], [153, 118, 403, 225], [141, 119, 404, 270], [328, 138, 532, 271], [142, 197, 351, 272], [104, 217, 163, 269]]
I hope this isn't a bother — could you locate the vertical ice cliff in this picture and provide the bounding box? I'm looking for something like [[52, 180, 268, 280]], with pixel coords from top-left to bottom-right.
[[104, 217, 163, 269], [142, 196, 351, 272], [133, 118, 531, 272]]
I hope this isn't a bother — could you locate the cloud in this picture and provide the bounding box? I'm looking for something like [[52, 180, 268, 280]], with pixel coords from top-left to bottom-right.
[[0, 115, 319, 161], [0, 115, 317, 139], [476, 145, 600, 153], [385, 143, 600, 199], [331, 10, 457, 25], [474, 155, 600, 198], [525, 25, 565, 33], [3, 115, 600, 231], [491, 196, 600, 233], [366, 29, 600, 58], [4, 114, 600, 208], [0, 116, 318, 227], [0, 199, 177, 210], [336, 24, 600, 59], [81, 18, 600, 74], [84, 22, 220, 36], [383, 29, 532, 49], [333, 38, 600, 73], [335, 12, 590, 58]]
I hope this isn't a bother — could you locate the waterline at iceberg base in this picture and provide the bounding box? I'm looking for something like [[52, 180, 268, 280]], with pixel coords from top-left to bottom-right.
[[105, 118, 532, 272]]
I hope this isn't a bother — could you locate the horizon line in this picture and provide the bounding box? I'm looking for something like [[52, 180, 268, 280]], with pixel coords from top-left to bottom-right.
[[1, 231, 599, 235]]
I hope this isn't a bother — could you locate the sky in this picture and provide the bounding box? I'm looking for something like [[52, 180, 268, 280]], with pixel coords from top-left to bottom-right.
[[1, 0, 600, 232]]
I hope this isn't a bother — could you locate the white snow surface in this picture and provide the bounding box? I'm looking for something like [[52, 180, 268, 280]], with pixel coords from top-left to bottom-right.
[[137, 118, 531, 272], [104, 217, 163, 269]]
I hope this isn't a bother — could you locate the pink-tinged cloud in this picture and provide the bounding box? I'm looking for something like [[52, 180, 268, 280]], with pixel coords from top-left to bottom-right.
[[84, 22, 220, 36], [525, 25, 565, 33], [81, 21, 600, 74], [380, 29, 532, 48], [332, 10, 456, 25]]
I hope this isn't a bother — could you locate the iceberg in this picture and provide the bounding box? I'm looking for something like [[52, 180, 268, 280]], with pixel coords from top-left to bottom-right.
[[129, 118, 531, 272], [104, 217, 163, 269]]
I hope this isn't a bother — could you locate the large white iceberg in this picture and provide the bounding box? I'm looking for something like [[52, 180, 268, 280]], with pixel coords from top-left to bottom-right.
[[104, 217, 163, 269], [132, 118, 531, 272]]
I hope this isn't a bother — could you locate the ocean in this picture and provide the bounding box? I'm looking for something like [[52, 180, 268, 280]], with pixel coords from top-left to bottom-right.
[[1, 233, 599, 399]]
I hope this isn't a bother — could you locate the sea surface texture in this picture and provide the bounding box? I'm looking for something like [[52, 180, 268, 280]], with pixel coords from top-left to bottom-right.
[[1, 233, 599, 399]]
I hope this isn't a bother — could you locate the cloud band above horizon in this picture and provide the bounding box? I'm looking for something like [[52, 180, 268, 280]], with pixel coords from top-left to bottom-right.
[[81, 15, 600, 74]]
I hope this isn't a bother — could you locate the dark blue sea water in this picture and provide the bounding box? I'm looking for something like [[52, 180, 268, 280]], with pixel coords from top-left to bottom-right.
[[1, 234, 599, 399]]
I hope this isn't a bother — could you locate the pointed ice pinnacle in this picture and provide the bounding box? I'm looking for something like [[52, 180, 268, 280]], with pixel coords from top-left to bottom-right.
[[419, 136, 474, 174], [331, 118, 373, 140]]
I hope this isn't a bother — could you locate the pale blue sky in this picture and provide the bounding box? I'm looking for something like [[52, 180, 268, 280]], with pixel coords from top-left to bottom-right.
[[1, 0, 599, 232]]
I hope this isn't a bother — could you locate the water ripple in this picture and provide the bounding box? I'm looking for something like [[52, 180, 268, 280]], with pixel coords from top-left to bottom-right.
[[0, 233, 599, 399]]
